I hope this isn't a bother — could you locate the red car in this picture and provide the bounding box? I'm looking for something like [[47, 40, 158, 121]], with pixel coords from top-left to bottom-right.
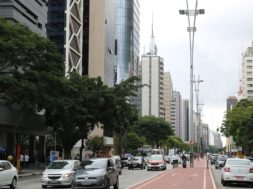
[[147, 155, 167, 171]]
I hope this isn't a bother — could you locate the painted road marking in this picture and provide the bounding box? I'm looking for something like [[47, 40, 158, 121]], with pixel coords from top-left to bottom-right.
[[127, 169, 176, 189]]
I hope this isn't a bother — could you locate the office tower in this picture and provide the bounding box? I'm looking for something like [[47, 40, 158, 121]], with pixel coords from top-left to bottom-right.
[[171, 91, 181, 137], [141, 21, 164, 117], [164, 72, 173, 122], [0, 0, 48, 36]]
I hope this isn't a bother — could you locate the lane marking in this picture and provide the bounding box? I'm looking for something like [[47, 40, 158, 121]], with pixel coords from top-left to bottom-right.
[[209, 165, 217, 189], [203, 169, 206, 189], [127, 169, 176, 189], [18, 178, 40, 183]]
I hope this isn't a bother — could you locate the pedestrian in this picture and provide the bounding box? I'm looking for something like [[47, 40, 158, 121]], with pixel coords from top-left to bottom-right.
[[20, 154, 24, 169], [24, 153, 29, 168]]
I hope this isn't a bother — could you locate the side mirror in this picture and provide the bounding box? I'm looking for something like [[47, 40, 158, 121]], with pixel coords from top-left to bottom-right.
[[108, 166, 114, 171]]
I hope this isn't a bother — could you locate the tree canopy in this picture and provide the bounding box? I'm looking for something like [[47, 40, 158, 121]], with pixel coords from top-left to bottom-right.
[[220, 99, 253, 152]]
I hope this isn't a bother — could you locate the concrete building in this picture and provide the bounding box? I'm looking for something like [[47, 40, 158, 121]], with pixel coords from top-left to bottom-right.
[[171, 91, 181, 137], [181, 99, 189, 141], [240, 43, 253, 100], [0, 0, 48, 156], [164, 72, 173, 123], [0, 0, 48, 37], [141, 21, 164, 117]]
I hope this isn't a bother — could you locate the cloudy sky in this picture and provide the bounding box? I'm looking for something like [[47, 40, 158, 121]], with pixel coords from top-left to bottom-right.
[[139, 0, 253, 133]]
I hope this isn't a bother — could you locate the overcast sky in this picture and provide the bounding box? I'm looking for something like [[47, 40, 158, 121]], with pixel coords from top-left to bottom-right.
[[139, 0, 253, 133]]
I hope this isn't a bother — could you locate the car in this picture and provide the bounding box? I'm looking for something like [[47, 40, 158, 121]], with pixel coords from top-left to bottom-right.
[[221, 158, 253, 187], [215, 155, 227, 169], [210, 154, 219, 165], [0, 160, 18, 189], [41, 159, 80, 188], [147, 154, 167, 171], [128, 156, 146, 169], [121, 157, 130, 168], [112, 156, 122, 175], [170, 154, 182, 164], [72, 158, 119, 189]]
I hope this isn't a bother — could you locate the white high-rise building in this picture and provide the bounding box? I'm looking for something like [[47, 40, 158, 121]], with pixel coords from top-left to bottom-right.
[[181, 99, 189, 141], [141, 20, 164, 117], [240, 43, 253, 100]]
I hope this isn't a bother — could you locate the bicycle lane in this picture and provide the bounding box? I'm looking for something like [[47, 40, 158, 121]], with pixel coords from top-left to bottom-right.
[[127, 158, 216, 189]]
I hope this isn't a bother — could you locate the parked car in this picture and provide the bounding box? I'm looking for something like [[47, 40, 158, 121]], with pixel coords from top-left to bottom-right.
[[72, 158, 119, 189], [215, 155, 227, 169], [170, 154, 182, 164], [128, 156, 146, 169], [112, 156, 122, 175], [41, 159, 80, 188], [221, 158, 253, 187], [147, 154, 167, 171], [0, 160, 18, 189]]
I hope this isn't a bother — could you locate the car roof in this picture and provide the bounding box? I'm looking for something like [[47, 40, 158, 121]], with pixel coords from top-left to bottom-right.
[[52, 159, 79, 163]]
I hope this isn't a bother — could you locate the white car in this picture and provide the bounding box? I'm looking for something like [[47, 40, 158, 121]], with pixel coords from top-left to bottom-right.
[[0, 160, 18, 189], [221, 158, 253, 187], [41, 159, 80, 188]]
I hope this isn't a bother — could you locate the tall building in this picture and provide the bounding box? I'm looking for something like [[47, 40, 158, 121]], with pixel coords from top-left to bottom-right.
[[0, 0, 48, 37], [0, 0, 48, 156], [164, 72, 173, 123], [181, 99, 189, 141], [171, 91, 181, 137], [240, 43, 253, 100], [141, 21, 164, 117], [115, 0, 140, 83]]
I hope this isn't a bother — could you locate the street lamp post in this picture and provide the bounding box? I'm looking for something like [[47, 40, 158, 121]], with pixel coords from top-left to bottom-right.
[[179, 0, 204, 168]]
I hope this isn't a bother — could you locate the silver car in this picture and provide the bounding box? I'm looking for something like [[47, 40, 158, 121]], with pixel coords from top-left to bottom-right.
[[0, 160, 18, 189], [72, 158, 119, 189], [41, 159, 80, 188], [221, 158, 253, 187]]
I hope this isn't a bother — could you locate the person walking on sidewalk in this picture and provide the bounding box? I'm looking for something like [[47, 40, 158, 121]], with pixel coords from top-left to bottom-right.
[[20, 154, 24, 169], [24, 153, 29, 168]]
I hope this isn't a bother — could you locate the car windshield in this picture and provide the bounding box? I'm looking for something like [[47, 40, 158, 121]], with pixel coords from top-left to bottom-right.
[[227, 160, 251, 166], [130, 157, 140, 161], [149, 155, 163, 160], [218, 156, 227, 161], [47, 161, 72, 169], [80, 159, 107, 169]]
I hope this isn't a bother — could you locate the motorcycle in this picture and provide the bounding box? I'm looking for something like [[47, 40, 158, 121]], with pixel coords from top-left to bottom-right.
[[182, 159, 187, 168]]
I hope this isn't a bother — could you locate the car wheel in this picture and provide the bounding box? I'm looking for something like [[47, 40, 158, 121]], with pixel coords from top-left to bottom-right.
[[113, 177, 119, 189], [42, 185, 47, 188], [10, 177, 17, 189]]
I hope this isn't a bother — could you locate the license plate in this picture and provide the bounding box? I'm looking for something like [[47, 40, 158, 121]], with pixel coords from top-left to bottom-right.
[[235, 176, 244, 180], [49, 180, 59, 184], [82, 181, 91, 185]]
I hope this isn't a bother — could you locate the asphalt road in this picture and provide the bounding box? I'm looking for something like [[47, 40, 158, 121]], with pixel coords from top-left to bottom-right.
[[4, 165, 172, 189]]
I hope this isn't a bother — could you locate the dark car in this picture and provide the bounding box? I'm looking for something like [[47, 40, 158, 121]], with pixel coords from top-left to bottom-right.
[[72, 158, 119, 189], [210, 154, 219, 165], [128, 156, 146, 169], [215, 155, 227, 169]]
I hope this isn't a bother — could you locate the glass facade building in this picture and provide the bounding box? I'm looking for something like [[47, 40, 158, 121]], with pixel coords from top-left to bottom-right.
[[115, 0, 140, 83]]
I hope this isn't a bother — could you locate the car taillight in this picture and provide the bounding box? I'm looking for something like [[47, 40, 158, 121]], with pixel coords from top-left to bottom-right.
[[249, 168, 253, 173], [224, 167, 230, 172]]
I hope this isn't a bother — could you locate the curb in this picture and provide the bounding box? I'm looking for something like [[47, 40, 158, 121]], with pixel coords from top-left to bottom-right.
[[18, 172, 42, 177]]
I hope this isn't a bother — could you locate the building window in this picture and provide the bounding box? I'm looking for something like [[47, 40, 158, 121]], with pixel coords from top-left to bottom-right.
[[247, 60, 253, 63]]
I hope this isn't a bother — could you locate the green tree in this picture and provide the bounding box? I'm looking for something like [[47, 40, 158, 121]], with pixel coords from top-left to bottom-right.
[[125, 132, 146, 152], [133, 116, 173, 147], [220, 99, 253, 153], [85, 136, 104, 157]]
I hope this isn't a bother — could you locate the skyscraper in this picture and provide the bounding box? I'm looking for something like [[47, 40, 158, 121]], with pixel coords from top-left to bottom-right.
[[164, 72, 173, 122], [115, 0, 140, 83], [171, 91, 181, 137], [141, 20, 164, 117], [0, 0, 48, 36]]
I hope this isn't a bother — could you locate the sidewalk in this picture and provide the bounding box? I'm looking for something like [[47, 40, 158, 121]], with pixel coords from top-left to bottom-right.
[[18, 167, 44, 177], [128, 158, 216, 189]]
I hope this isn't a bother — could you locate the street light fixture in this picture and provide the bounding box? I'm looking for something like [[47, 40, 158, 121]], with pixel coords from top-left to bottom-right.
[[179, 0, 204, 168]]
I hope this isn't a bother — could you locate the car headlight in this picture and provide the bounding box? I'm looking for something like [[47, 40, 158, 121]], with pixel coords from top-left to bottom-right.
[[62, 173, 73, 178], [42, 173, 47, 178], [96, 175, 105, 181]]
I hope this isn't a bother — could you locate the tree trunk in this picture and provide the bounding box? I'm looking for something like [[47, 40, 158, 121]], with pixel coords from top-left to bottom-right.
[[79, 138, 84, 161]]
